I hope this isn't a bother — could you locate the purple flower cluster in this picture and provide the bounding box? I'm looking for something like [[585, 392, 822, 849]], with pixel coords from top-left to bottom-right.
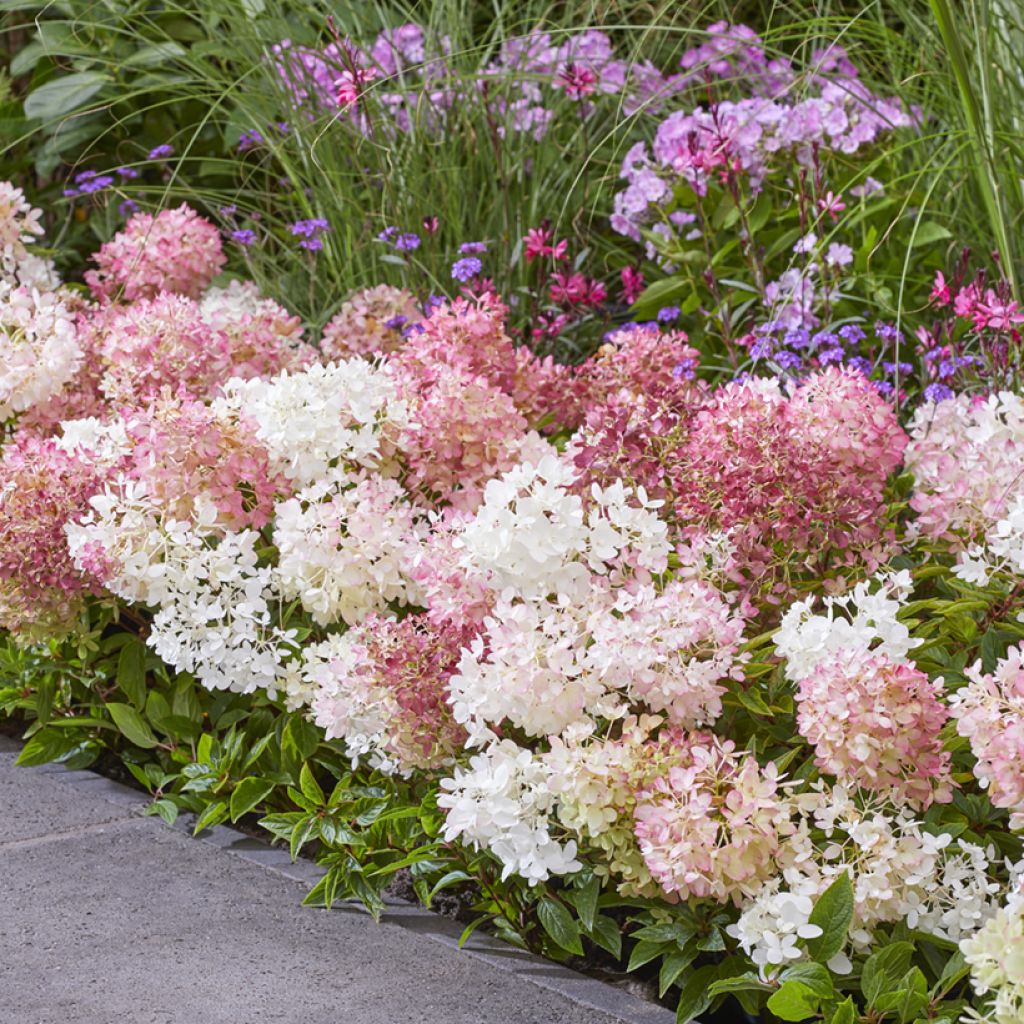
[[611, 25, 916, 243], [272, 25, 683, 141], [746, 320, 918, 397], [451, 256, 482, 282], [290, 217, 330, 251], [63, 165, 141, 201], [377, 226, 421, 252]]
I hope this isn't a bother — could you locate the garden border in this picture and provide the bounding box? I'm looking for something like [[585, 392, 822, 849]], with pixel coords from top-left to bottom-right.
[[9, 740, 676, 1024]]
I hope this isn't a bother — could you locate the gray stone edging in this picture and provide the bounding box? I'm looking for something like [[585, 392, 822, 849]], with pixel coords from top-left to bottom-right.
[[7, 741, 676, 1024]]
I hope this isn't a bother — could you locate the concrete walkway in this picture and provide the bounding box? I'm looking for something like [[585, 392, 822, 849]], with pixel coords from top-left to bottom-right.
[[0, 736, 672, 1024]]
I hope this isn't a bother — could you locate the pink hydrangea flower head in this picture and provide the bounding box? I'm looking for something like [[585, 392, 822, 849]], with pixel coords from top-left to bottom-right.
[[951, 644, 1024, 827], [124, 394, 288, 530], [576, 324, 700, 414], [85, 204, 226, 303], [88, 293, 233, 405], [320, 285, 420, 360], [633, 731, 788, 904], [200, 283, 315, 380], [796, 650, 954, 808], [396, 292, 518, 390], [311, 613, 477, 772], [394, 361, 529, 511], [0, 431, 114, 638]]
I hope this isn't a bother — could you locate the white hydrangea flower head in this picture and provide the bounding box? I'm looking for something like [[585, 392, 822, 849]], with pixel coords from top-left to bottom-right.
[[214, 359, 411, 485], [56, 416, 133, 467], [273, 470, 426, 627], [0, 285, 81, 421], [775, 570, 919, 681], [0, 181, 45, 284], [456, 450, 669, 602], [961, 886, 1024, 1024], [438, 739, 582, 884], [146, 527, 297, 695]]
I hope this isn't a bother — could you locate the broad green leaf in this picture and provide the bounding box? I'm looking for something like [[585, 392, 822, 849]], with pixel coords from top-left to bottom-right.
[[147, 799, 179, 826], [106, 702, 158, 749], [659, 949, 698, 997], [766, 980, 819, 1021], [587, 914, 622, 959], [122, 42, 186, 68], [807, 873, 854, 962], [229, 777, 275, 822], [289, 817, 318, 860], [299, 762, 326, 806], [24, 72, 108, 121], [15, 727, 76, 766], [116, 640, 147, 708], [192, 800, 228, 836], [830, 997, 856, 1024], [426, 870, 471, 906], [628, 939, 668, 972], [708, 972, 772, 997], [780, 962, 834, 1000], [572, 873, 600, 932], [538, 898, 583, 956], [675, 965, 717, 1023], [910, 221, 953, 248], [862, 942, 915, 1006]]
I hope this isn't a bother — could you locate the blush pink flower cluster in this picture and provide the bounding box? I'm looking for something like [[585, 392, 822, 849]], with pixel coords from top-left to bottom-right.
[[795, 650, 954, 808], [951, 645, 1024, 829], [0, 433, 113, 636], [634, 732, 789, 904], [310, 613, 476, 772], [85, 204, 226, 303]]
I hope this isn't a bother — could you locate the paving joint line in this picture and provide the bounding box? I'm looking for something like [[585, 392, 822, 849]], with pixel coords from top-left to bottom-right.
[[0, 815, 151, 852]]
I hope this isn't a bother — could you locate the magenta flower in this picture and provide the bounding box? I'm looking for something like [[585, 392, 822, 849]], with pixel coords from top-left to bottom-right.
[[556, 61, 599, 99], [524, 226, 568, 263], [620, 265, 644, 304]]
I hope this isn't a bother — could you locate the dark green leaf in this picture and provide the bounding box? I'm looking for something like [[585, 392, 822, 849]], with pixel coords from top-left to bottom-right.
[[538, 898, 584, 956], [807, 872, 854, 962], [628, 939, 668, 972], [15, 727, 76, 766], [588, 914, 622, 959], [192, 800, 228, 836], [105, 703, 158, 749], [116, 639, 147, 707], [675, 965, 717, 1024], [299, 762, 326, 806]]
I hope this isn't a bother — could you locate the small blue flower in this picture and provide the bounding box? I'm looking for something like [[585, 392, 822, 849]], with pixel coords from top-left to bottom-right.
[[458, 241, 487, 255], [395, 232, 421, 252], [656, 306, 680, 323], [148, 144, 174, 160], [232, 229, 257, 246]]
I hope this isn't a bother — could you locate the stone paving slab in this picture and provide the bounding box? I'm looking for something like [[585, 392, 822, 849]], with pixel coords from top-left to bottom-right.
[[0, 737, 674, 1024]]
